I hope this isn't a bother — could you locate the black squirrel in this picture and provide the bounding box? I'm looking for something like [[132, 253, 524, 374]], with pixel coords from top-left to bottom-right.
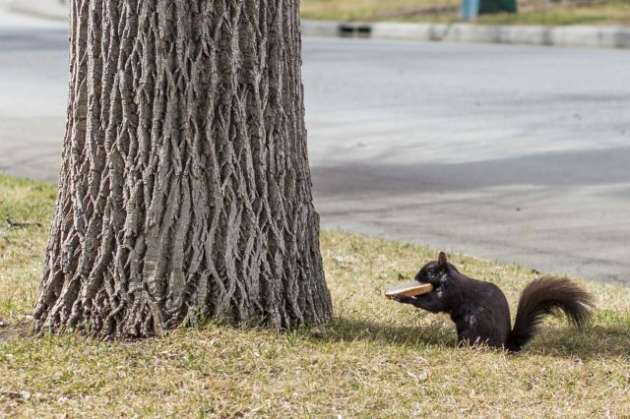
[[393, 252, 594, 352]]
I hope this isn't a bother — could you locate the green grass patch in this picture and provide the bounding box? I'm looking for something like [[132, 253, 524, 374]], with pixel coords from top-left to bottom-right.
[[301, 0, 630, 26], [301, 0, 458, 21], [479, 1, 630, 25], [1, 174, 629, 417]]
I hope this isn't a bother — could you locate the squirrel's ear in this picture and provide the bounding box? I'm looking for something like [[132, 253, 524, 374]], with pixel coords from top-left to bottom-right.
[[438, 252, 448, 267]]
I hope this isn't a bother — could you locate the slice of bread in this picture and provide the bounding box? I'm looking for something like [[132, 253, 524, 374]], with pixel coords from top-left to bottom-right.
[[385, 281, 434, 299]]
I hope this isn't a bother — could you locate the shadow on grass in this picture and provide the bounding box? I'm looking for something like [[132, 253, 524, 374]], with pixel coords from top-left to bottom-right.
[[305, 316, 457, 349], [3, 314, 628, 361], [0, 320, 32, 343], [527, 324, 630, 360], [303, 316, 630, 360]]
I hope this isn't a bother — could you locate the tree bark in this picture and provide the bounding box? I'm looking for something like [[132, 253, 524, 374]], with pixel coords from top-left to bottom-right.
[[34, 0, 332, 339]]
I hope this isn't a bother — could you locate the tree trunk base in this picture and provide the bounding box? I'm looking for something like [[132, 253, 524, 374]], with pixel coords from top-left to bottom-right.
[[34, 0, 332, 339]]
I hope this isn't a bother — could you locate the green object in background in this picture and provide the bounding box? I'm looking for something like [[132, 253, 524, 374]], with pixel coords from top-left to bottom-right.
[[479, 0, 517, 14]]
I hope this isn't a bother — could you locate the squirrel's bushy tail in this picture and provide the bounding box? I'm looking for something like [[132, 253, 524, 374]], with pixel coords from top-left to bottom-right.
[[506, 277, 593, 352]]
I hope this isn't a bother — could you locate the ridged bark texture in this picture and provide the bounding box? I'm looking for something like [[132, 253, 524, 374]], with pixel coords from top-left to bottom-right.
[[34, 0, 332, 339]]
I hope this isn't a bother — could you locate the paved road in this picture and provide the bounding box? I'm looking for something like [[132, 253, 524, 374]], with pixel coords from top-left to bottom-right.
[[0, 12, 67, 180], [1, 14, 629, 283]]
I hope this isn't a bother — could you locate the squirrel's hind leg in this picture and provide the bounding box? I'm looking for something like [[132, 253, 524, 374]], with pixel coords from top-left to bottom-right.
[[455, 311, 505, 349]]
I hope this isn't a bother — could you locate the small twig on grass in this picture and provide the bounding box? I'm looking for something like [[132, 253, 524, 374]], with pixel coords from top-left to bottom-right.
[[6, 218, 43, 229]]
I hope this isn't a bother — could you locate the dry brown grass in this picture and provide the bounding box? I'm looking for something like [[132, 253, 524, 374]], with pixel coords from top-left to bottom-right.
[[301, 0, 630, 25], [479, 1, 630, 25], [301, 0, 458, 21], [1, 174, 629, 417]]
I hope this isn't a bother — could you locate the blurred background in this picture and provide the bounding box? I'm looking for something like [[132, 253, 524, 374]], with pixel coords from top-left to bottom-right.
[[301, 0, 630, 25], [0, 0, 629, 284]]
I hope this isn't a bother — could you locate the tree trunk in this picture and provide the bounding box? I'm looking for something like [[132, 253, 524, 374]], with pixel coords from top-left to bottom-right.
[[34, 0, 332, 339]]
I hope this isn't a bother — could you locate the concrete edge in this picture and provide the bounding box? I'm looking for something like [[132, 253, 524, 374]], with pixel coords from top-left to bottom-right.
[[5, 2, 630, 50], [302, 20, 630, 49]]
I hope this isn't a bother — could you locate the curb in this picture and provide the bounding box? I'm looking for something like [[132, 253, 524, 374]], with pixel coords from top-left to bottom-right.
[[5, 2, 629, 50], [301, 20, 630, 49]]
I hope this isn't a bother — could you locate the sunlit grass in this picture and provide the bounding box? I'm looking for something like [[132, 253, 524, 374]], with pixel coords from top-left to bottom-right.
[[480, 1, 630, 25], [1, 174, 629, 417], [301, 0, 458, 21], [301, 0, 630, 26]]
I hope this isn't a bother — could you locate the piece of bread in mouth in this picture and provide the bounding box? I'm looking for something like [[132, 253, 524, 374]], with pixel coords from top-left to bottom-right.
[[385, 280, 434, 299]]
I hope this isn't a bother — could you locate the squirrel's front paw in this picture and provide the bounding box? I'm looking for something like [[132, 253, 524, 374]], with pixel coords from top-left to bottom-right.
[[392, 296, 417, 305]]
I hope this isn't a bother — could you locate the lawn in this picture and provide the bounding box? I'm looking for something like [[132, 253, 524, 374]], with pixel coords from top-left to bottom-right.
[[301, 0, 630, 26], [301, 0, 459, 22], [1, 174, 629, 417]]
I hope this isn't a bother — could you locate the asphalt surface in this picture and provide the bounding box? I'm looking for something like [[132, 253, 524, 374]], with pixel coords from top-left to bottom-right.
[[1, 13, 629, 283], [0, 12, 67, 181]]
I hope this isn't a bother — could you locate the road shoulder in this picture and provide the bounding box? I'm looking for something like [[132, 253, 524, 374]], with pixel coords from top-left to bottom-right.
[[302, 20, 630, 49]]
